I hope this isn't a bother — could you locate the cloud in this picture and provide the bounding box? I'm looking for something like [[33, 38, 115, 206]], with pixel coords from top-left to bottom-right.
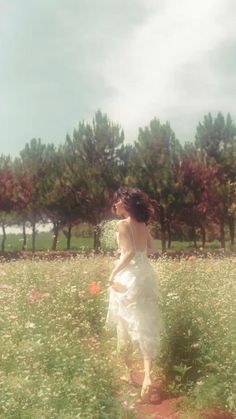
[[0, 0, 151, 155], [104, 0, 236, 141], [0, 0, 236, 155]]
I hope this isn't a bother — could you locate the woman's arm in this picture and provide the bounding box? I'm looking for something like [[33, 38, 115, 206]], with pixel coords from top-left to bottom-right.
[[108, 221, 135, 283]]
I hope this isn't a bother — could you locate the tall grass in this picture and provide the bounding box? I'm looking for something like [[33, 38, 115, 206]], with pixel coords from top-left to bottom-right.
[[0, 256, 134, 418], [158, 257, 236, 413], [0, 255, 235, 417]]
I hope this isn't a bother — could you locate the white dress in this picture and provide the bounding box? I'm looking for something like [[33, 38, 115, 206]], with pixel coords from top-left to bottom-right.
[[106, 224, 161, 359]]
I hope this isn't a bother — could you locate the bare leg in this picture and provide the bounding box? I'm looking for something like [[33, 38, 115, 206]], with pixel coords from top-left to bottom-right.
[[141, 357, 152, 401], [143, 357, 152, 386], [117, 319, 133, 382]]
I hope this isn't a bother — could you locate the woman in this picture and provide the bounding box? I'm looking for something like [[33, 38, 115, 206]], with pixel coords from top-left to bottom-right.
[[106, 187, 161, 402]]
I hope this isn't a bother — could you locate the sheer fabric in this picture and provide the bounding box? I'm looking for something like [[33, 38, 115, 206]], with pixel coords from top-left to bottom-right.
[[106, 222, 161, 359]]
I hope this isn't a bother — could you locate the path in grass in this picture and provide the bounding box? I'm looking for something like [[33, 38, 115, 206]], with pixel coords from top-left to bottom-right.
[[123, 369, 181, 418], [113, 354, 181, 418], [115, 359, 234, 418]]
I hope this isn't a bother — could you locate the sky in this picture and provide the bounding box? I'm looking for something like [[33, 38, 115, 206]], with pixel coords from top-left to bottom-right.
[[0, 0, 236, 157]]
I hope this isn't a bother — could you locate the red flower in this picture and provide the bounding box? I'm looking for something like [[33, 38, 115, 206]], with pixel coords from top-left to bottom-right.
[[88, 282, 101, 295]]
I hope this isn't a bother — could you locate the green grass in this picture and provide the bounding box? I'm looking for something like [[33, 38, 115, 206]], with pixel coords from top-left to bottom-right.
[[0, 256, 235, 417], [158, 257, 236, 415], [0, 232, 93, 252], [0, 256, 134, 418], [0, 231, 235, 252]]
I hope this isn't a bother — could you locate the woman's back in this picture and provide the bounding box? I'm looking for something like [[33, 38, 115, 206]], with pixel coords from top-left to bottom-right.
[[119, 219, 148, 253]]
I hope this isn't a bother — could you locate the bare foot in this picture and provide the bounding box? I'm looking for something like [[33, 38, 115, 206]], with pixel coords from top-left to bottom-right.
[[140, 377, 152, 403]]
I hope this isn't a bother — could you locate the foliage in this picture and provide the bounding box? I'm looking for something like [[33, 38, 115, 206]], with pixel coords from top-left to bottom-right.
[[1, 110, 236, 250], [0, 257, 134, 418], [64, 110, 125, 224], [130, 118, 183, 251], [158, 257, 236, 412], [195, 113, 236, 247], [0, 255, 235, 416], [100, 219, 118, 250]]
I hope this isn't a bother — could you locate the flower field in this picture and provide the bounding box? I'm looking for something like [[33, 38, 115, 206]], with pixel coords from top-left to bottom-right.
[[0, 255, 235, 418], [159, 256, 236, 416]]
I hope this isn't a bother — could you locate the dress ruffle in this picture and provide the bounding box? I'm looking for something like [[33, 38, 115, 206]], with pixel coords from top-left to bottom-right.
[[106, 250, 161, 359]]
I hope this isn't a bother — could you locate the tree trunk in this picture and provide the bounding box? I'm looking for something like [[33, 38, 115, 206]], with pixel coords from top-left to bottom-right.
[[167, 222, 172, 249], [160, 223, 166, 252], [159, 206, 166, 252], [192, 225, 197, 249], [229, 217, 235, 246], [1, 223, 6, 252], [220, 218, 225, 249], [93, 224, 101, 253], [32, 220, 36, 253], [67, 224, 72, 250], [22, 222, 27, 251], [200, 225, 206, 248], [52, 221, 60, 251]]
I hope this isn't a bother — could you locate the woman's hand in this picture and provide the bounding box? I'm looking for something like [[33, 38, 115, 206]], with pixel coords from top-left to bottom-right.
[[108, 272, 115, 284], [111, 282, 127, 293]]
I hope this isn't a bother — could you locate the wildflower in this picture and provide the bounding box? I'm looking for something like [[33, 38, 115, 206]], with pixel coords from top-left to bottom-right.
[[27, 290, 50, 303], [0, 271, 7, 277], [25, 321, 36, 329], [27, 291, 42, 303], [167, 292, 179, 300], [88, 281, 101, 295], [196, 380, 203, 386], [191, 342, 200, 349], [188, 255, 197, 261]]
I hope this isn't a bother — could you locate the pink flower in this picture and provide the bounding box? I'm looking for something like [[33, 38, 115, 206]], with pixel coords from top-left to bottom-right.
[[27, 291, 50, 303]]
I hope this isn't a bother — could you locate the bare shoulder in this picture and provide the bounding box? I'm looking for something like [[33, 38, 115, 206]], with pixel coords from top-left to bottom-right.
[[117, 219, 129, 233]]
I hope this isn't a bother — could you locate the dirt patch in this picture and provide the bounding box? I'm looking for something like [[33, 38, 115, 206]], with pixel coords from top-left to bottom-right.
[[119, 368, 234, 419], [117, 366, 182, 418]]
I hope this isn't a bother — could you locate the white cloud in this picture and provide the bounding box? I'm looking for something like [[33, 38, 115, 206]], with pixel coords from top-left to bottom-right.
[[104, 0, 236, 141], [0, 0, 236, 154]]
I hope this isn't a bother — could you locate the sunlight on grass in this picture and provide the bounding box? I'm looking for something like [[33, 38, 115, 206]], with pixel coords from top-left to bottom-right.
[[0, 255, 235, 417]]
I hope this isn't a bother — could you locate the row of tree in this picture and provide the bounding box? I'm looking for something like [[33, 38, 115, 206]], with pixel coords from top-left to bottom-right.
[[1, 110, 236, 252]]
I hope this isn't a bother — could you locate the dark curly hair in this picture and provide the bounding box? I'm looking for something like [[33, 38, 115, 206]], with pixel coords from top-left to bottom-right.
[[112, 187, 155, 223]]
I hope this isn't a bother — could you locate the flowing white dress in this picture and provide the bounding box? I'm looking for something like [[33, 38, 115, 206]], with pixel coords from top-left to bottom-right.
[[106, 223, 161, 359]]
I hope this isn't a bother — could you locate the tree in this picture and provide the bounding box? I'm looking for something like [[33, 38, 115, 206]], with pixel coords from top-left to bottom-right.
[[64, 110, 126, 251], [43, 147, 89, 250], [0, 156, 31, 251], [19, 138, 56, 252], [131, 118, 182, 251], [195, 113, 236, 247], [177, 158, 219, 248]]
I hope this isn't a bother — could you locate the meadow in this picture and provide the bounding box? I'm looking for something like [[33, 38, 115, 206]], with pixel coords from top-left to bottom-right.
[[0, 255, 235, 418], [1, 231, 235, 253]]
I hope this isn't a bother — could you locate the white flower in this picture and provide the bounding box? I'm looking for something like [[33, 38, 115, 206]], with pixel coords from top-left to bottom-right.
[[25, 321, 36, 329], [167, 292, 179, 300]]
